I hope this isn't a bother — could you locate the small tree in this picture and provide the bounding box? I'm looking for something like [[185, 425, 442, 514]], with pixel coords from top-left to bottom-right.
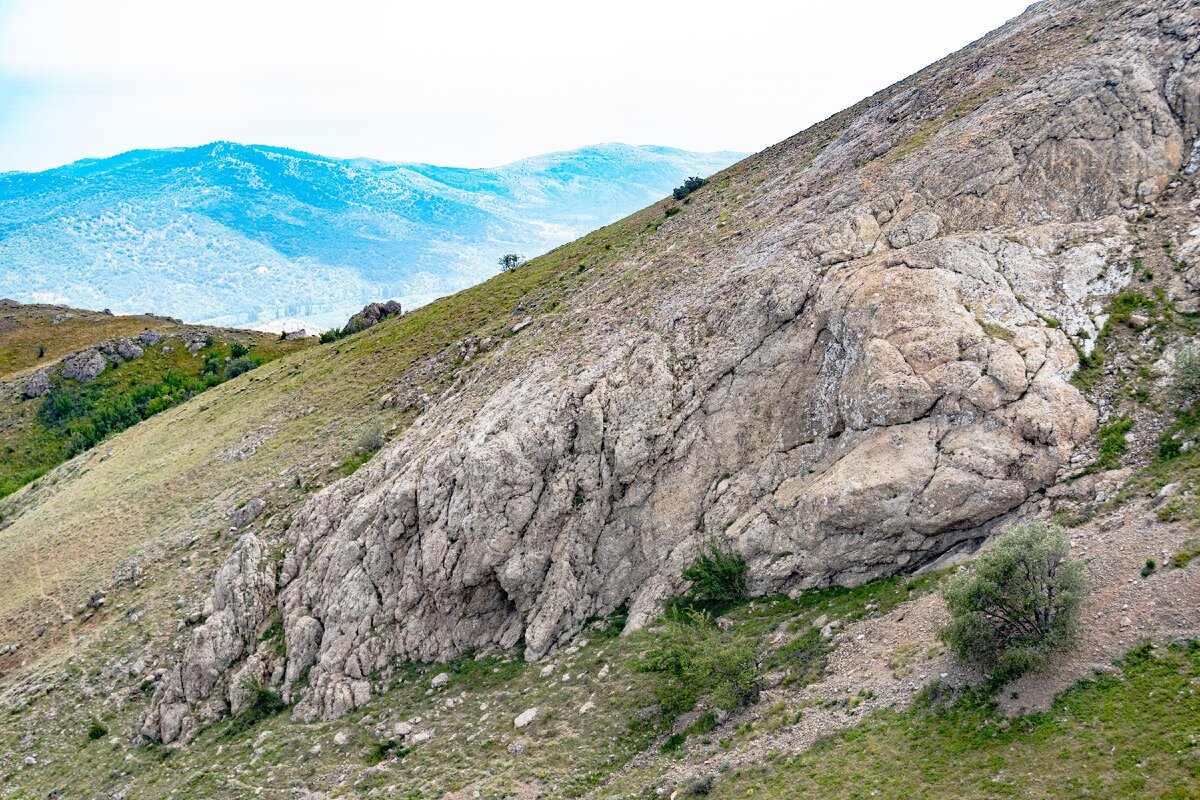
[[680, 542, 748, 612], [940, 523, 1085, 684], [498, 253, 524, 272], [672, 176, 707, 201]]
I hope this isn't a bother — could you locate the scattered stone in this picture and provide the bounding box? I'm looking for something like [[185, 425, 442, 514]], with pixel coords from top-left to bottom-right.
[[513, 708, 538, 729], [115, 339, 144, 360], [137, 329, 162, 346], [333, 731, 350, 746], [431, 672, 451, 689]]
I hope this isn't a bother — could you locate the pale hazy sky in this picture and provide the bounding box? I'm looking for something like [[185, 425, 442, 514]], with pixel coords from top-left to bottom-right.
[[0, 0, 1033, 173]]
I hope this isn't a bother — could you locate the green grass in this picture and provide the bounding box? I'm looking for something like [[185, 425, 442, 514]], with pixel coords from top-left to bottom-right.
[[0, 331, 307, 500], [708, 641, 1200, 798]]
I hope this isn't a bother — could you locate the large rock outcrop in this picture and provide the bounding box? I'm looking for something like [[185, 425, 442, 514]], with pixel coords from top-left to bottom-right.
[[139, 534, 277, 743], [145, 0, 1200, 737]]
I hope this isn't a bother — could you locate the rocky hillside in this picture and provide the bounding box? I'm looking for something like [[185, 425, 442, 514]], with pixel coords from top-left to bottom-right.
[[0, 143, 742, 330], [2, 0, 1200, 797], [0, 300, 313, 497]]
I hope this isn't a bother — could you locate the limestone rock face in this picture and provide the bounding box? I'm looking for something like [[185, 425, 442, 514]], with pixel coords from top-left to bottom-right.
[[145, 0, 1200, 733], [140, 534, 277, 744]]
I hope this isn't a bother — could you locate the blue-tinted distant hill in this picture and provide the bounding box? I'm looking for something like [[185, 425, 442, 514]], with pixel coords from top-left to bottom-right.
[[0, 142, 744, 330]]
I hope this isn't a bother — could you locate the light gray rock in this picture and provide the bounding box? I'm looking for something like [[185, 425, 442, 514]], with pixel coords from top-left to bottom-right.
[[513, 708, 538, 729], [115, 339, 144, 360], [146, 0, 1200, 732], [23, 371, 51, 399], [232, 498, 266, 528], [139, 534, 277, 744], [60, 349, 106, 382], [138, 329, 162, 346]]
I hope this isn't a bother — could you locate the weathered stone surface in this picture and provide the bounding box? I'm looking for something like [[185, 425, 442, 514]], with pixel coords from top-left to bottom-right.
[[59, 349, 106, 382], [23, 371, 51, 399], [137, 329, 162, 346], [343, 301, 402, 335], [140, 534, 277, 744], [144, 0, 1200, 733], [115, 339, 144, 360], [232, 498, 267, 528]]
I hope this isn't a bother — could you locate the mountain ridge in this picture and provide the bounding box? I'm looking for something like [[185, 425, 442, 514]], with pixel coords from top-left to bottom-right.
[[0, 141, 743, 330]]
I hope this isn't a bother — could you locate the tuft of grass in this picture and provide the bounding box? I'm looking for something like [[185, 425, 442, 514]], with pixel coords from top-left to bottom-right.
[[222, 681, 287, 738], [1170, 539, 1200, 569]]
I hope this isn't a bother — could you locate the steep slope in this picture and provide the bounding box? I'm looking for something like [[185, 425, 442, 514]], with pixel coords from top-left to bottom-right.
[[1, 0, 1200, 796], [138, 0, 1200, 738], [0, 143, 742, 330]]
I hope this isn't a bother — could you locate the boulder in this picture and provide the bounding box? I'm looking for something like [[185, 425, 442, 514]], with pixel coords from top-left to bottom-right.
[[59, 349, 106, 382], [232, 498, 267, 528], [343, 301, 402, 335], [23, 371, 51, 399]]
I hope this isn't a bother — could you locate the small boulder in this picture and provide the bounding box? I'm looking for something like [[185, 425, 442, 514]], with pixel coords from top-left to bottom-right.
[[513, 707, 538, 728], [23, 371, 51, 399], [115, 339, 144, 360], [430, 672, 451, 689], [137, 329, 162, 346], [344, 301, 403, 335], [232, 498, 266, 528]]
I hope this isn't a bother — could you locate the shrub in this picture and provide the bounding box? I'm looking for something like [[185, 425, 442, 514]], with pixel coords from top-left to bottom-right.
[[356, 422, 384, 455], [223, 355, 260, 380], [229, 342, 250, 358], [1174, 347, 1200, 405], [672, 176, 707, 201], [223, 680, 286, 737], [319, 328, 344, 344], [940, 523, 1085, 685], [680, 543, 747, 612], [638, 608, 760, 717], [87, 720, 108, 741]]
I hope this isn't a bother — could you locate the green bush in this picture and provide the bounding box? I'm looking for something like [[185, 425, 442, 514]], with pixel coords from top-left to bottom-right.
[[223, 680, 286, 738], [223, 355, 260, 380], [672, 176, 707, 201], [229, 342, 250, 358], [680, 543, 747, 612], [87, 719, 108, 741], [1174, 347, 1200, 405], [940, 523, 1085, 685], [638, 608, 760, 717]]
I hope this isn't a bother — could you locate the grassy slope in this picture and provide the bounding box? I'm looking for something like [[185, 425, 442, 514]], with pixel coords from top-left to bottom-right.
[[706, 642, 1200, 800], [0, 311, 312, 498], [0, 304, 186, 382], [0, 565, 945, 798]]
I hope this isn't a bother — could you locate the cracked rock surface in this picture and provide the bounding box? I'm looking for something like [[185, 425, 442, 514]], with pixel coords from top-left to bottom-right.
[[145, 0, 1200, 736]]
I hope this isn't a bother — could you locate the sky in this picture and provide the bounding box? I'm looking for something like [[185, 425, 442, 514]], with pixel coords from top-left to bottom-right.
[[0, 0, 1034, 174]]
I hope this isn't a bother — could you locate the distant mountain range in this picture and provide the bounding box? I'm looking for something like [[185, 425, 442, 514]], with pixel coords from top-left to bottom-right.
[[0, 142, 744, 330]]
